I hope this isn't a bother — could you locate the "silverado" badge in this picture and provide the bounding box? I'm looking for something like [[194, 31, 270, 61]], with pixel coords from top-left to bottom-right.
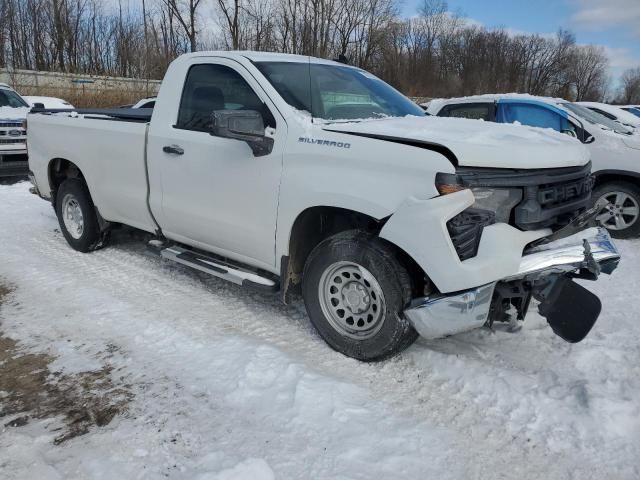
[[298, 137, 351, 149]]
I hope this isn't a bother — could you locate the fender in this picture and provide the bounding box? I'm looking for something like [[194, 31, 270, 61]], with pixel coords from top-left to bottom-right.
[[379, 189, 547, 293]]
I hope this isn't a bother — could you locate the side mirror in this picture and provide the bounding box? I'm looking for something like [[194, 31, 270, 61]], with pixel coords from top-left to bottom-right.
[[210, 110, 274, 157], [584, 135, 595, 144], [33, 102, 45, 109]]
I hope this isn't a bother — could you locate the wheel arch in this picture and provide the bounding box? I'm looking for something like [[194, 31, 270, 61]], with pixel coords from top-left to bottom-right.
[[593, 170, 640, 190], [47, 158, 109, 231], [281, 206, 427, 303], [48, 158, 86, 202]]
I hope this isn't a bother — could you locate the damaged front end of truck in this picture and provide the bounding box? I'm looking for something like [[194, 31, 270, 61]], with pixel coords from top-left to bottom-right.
[[404, 226, 619, 343], [383, 162, 621, 344]]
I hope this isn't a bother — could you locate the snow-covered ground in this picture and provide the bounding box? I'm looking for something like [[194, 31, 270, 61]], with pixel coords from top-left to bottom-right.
[[0, 180, 638, 479]]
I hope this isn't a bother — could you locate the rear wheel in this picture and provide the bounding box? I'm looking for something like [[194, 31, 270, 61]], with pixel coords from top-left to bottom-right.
[[55, 178, 107, 252], [302, 230, 417, 361], [594, 181, 640, 239]]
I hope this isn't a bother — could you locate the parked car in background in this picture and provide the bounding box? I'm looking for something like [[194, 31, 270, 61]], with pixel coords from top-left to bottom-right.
[[0, 82, 29, 177], [23, 96, 74, 109], [428, 94, 640, 238], [27, 52, 619, 360], [119, 97, 156, 109], [577, 101, 640, 129], [132, 97, 156, 109], [621, 106, 640, 118]]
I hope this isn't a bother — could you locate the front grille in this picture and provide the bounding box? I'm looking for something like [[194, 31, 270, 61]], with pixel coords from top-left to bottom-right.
[[515, 174, 594, 230], [0, 130, 26, 136], [447, 208, 496, 261], [454, 163, 594, 232], [0, 138, 26, 145], [0, 153, 28, 163], [0, 122, 23, 128], [538, 176, 594, 207]]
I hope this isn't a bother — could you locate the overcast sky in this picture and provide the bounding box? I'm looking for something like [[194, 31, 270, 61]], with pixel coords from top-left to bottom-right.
[[402, 0, 640, 86]]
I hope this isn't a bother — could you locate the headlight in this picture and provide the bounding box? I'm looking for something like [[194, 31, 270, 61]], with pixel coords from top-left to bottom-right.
[[470, 188, 522, 223], [435, 173, 466, 195], [435, 173, 522, 224]]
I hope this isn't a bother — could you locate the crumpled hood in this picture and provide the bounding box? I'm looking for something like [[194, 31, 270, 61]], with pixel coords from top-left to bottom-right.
[[324, 116, 591, 169], [0, 106, 29, 121]]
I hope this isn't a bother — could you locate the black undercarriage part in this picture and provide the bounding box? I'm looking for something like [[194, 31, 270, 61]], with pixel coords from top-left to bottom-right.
[[488, 273, 602, 343]]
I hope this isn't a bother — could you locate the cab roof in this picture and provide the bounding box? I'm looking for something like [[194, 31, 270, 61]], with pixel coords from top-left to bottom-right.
[[179, 50, 350, 67]]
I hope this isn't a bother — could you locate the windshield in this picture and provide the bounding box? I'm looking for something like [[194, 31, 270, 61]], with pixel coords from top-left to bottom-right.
[[255, 61, 425, 121], [0, 88, 29, 108], [562, 102, 633, 135]]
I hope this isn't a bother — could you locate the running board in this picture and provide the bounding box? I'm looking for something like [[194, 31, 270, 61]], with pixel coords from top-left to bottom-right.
[[158, 245, 279, 292]]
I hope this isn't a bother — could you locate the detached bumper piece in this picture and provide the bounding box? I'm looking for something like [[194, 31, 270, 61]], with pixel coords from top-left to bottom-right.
[[404, 227, 620, 341], [536, 277, 601, 343]]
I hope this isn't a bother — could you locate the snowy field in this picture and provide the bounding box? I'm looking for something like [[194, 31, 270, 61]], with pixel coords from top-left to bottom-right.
[[0, 180, 639, 480]]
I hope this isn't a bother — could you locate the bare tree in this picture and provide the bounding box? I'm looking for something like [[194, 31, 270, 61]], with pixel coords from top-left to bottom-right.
[[619, 67, 640, 104], [568, 44, 608, 101], [0, 0, 623, 104], [216, 0, 241, 49], [161, 0, 202, 52]]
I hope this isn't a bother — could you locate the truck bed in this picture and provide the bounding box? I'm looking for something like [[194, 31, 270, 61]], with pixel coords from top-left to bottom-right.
[[27, 111, 157, 233]]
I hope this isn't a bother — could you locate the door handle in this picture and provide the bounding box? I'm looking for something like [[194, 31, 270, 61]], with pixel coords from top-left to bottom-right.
[[163, 145, 184, 155]]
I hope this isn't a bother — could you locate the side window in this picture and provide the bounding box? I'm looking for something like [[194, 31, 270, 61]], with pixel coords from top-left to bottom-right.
[[590, 107, 616, 120], [141, 101, 155, 109], [499, 104, 563, 131], [439, 103, 493, 121], [177, 64, 274, 132]]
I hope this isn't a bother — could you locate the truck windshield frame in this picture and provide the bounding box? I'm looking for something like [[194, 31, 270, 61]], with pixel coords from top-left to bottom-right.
[[254, 61, 425, 121]]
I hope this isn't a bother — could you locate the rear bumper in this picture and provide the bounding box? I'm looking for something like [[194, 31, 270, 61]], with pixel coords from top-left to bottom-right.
[[404, 227, 619, 339]]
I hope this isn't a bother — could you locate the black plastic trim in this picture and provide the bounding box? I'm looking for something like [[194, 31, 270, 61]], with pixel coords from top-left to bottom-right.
[[30, 107, 152, 123], [453, 163, 592, 188], [447, 208, 496, 260], [454, 163, 594, 231], [593, 169, 640, 180]]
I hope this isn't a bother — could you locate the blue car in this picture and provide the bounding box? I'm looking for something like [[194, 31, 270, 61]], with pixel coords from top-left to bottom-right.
[[427, 94, 640, 238]]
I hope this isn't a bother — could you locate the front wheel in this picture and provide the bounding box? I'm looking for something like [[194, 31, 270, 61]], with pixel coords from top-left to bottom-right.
[[302, 230, 417, 361], [594, 181, 640, 239], [55, 178, 106, 252]]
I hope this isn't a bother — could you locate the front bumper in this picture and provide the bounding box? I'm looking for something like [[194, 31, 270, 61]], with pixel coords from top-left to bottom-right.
[[404, 227, 619, 340], [0, 151, 29, 177]]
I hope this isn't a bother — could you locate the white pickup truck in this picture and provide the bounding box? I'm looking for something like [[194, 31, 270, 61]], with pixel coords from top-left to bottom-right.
[[0, 82, 29, 177], [27, 52, 620, 361]]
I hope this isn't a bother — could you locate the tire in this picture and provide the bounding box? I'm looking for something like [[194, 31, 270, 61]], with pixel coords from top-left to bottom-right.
[[55, 178, 106, 252], [302, 230, 418, 361], [593, 181, 640, 239]]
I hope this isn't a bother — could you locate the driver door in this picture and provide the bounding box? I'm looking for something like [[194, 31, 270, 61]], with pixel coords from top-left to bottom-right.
[[147, 58, 285, 270]]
